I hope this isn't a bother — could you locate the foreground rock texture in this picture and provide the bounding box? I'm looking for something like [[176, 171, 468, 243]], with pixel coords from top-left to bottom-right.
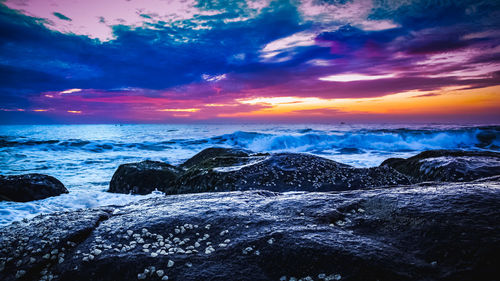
[[109, 160, 183, 194], [2, 179, 500, 281], [109, 148, 412, 195], [381, 150, 500, 182], [0, 174, 68, 202]]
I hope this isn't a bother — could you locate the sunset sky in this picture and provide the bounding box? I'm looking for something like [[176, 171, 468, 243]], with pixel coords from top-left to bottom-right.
[[0, 0, 499, 124]]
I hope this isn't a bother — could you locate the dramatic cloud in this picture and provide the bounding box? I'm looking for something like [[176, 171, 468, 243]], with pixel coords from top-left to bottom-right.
[[0, 0, 499, 123]]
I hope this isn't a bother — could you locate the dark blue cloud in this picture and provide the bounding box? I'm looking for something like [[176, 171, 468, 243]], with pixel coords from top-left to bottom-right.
[[53, 12, 71, 21], [0, 0, 306, 96]]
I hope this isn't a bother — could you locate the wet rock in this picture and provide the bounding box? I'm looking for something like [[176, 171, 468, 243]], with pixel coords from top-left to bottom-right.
[[1, 179, 499, 280], [170, 150, 412, 194], [381, 150, 500, 182], [180, 147, 257, 170], [109, 148, 411, 195], [0, 174, 68, 202], [109, 160, 182, 194]]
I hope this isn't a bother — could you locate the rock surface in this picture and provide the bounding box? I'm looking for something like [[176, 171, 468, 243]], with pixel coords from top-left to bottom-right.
[[0, 174, 68, 202], [381, 150, 500, 182], [109, 148, 413, 195], [109, 160, 182, 195], [172, 152, 412, 194], [180, 147, 257, 170], [1, 179, 500, 281]]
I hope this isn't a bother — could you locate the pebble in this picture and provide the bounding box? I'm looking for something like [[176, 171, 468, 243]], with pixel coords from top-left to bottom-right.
[[167, 260, 174, 267], [15, 269, 26, 279], [162, 276, 169, 281], [92, 249, 102, 255], [137, 273, 146, 280], [205, 246, 215, 254], [324, 274, 342, 280], [242, 247, 253, 254], [156, 270, 164, 277], [267, 238, 275, 245]]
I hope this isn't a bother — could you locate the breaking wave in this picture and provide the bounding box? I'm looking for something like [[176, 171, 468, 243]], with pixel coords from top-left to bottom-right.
[[1, 126, 498, 154]]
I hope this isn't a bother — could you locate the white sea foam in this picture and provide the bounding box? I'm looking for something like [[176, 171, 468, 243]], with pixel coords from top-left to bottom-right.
[[0, 124, 498, 226]]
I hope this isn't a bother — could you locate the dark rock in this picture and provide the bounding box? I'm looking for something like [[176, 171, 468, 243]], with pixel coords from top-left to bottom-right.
[[1, 179, 499, 281], [109, 148, 411, 195], [170, 150, 412, 194], [109, 160, 182, 195], [381, 150, 500, 182], [180, 147, 256, 170], [0, 174, 68, 202]]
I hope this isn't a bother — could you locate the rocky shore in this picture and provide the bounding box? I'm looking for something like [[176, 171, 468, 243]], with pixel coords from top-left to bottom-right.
[[108, 148, 414, 195], [108, 148, 500, 196], [1, 148, 499, 280]]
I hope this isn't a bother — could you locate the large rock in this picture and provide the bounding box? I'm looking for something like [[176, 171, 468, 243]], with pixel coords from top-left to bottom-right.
[[381, 150, 500, 182], [1, 179, 499, 281], [180, 147, 257, 169], [109, 160, 182, 195], [0, 174, 68, 202], [170, 148, 412, 194], [109, 148, 412, 195]]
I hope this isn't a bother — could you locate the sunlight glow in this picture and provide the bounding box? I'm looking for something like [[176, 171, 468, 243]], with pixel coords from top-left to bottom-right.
[[319, 73, 396, 82], [60, 88, 82, 94]]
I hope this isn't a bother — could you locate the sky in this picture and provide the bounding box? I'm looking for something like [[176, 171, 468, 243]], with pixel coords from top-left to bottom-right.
[[0, 0, 499, 124]]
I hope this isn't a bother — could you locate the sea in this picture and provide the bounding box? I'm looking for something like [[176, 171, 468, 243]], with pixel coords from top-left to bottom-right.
[[0, 123, 498, 226]]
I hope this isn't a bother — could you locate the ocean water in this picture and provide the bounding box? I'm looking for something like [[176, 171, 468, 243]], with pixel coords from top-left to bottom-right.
[[1, 124, 499, 226]]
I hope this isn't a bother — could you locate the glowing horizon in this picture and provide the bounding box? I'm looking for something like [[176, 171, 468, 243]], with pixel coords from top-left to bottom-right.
[[0, 0, 499, 124]]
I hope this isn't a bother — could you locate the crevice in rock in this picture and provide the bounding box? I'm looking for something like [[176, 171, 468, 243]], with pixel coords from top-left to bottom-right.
[[19, 211, 113, 281]]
